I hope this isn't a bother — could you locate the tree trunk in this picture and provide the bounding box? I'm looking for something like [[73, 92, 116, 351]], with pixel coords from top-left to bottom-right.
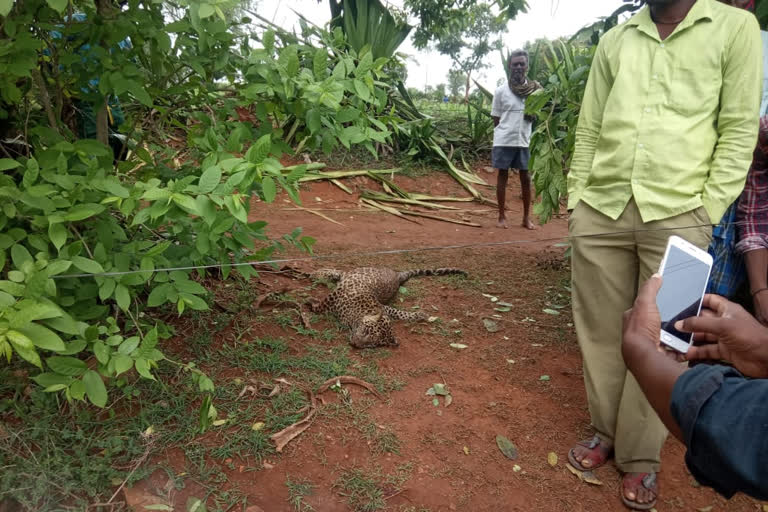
[[95, 99, 109, 146]]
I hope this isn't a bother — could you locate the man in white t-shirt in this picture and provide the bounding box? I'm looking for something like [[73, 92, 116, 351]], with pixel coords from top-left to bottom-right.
[[491, 49, 541, 230]]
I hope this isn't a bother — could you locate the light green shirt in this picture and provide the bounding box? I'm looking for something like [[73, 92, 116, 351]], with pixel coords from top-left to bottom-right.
[[568, 0, 763, 224]]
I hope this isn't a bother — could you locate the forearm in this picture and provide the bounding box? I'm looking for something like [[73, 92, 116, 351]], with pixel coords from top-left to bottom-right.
[[745, 248, 768, 292], [492, 116, 500, 128], [622, 340, 686, 441], [568, 126, 598, 208]]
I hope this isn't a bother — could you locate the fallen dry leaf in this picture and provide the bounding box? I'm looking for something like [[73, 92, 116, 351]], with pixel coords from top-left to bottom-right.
[[513, 465, 521, 472], [581, 470, 603, 486], [445, 394, 453, 407], [496, 435, 518, 460], [547, 452, 558, 467], [483, 318, 500, 333], [696, 506, 713, 512], [463, 446, 470, 455], [566, 462, 584, 481], [252, 422, 265, 431]]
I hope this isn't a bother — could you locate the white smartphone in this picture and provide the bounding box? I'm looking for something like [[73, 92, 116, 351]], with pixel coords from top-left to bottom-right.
[[656, 235, 714, 353]]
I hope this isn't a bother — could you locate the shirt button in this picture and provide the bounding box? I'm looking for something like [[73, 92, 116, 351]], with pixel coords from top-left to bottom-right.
[[644, 107, 651, 113], [660, 43, 665, 48], [653, 74, 659, 80], [638, 143, 644, 149], [632, 179, 639, 184]]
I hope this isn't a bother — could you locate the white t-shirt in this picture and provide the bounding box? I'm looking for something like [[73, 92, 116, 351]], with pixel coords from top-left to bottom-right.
[[491, 83, 532, 148]]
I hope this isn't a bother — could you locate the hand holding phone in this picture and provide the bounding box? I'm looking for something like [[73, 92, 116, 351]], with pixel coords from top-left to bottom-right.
[[656, 235, 714, 353]]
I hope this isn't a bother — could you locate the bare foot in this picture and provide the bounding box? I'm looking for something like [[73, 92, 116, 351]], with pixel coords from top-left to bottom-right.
[[523, 218, 536, 230], [568, 436, 613, 470], [622, 473, 658, 510], [497, 218, 508, 229]]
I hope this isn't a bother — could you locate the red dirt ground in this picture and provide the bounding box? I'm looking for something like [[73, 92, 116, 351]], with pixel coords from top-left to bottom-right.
[[128, 170, 763, 512]]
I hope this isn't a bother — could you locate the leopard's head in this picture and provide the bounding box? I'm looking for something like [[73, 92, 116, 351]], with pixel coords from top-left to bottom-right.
[[350, 311, 394, 348]]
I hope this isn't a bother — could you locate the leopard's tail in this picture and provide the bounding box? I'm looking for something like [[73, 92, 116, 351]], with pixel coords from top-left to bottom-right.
[[398, 268, 467, 284]]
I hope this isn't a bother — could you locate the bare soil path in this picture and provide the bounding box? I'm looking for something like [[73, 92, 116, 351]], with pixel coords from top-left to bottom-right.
[[128, 170, 761, 512]]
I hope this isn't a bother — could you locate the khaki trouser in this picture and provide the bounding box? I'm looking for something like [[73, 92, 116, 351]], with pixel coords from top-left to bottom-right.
[[569, 199, 711, 473]]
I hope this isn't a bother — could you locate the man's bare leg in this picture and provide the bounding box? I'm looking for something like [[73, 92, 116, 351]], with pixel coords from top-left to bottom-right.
[[496, 168, 509, 228], [520, 169, 536, 230]]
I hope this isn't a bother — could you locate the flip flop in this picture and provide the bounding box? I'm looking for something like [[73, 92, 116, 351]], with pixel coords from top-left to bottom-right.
[[567, 435, 614, 471], [621, 472, 658, 511]]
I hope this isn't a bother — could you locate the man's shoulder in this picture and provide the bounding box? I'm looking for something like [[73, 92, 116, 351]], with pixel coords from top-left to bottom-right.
[[493, 84, 508, 96], [710, 0, 755, 25]]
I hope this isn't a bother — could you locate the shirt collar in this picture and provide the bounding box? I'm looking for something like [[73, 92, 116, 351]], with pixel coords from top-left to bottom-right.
[[626, 0, 713, 41]]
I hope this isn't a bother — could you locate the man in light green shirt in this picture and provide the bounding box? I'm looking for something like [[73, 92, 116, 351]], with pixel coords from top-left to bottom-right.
[[566, 0, 762, 509]]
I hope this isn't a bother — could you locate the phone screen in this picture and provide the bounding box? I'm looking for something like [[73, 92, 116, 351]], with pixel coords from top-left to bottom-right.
[[657, 245, 711, 343]]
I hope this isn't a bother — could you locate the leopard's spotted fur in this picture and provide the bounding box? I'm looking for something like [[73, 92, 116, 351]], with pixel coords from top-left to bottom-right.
[[311, 267, 467, 348]]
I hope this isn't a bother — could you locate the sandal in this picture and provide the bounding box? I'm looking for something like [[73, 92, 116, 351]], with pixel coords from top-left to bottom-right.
[[567, 435, 614, 471], [621, 472, 658, 511]]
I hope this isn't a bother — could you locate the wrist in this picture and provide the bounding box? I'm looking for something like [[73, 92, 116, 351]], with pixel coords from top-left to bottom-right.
[[622, 333, 655, 367]]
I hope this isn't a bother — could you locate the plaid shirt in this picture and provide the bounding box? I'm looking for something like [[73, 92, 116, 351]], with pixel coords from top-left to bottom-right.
[[707, 201, 745, 297], [707, 116, 768, 296], [736, 115, 768, 254]]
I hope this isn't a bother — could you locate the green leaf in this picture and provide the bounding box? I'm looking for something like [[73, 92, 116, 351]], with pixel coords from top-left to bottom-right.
[[261, 176, 277, 203], [23, 159, 38, 187], [64, 203, 105, 222], [0, 158, 21, 171], [313, 49, 327, 80], [117, 336, 140, 355], [542, 308, 560, 316], [172, 193, 199, 214], [198, 3, 214, 18], [83, 369, 108, 407], [69, 378, 85, 400], [47, 356, 88, 376], [99, 278, 116, 301], [180, 292, 209, 311], [198, 166, 222, 194], [353, 79, 371, 102], [71, 256, 104, 274], [11, 342, 42, 368], [135, 328, 158, 358], [46, 0, 67, 13], [248, 134, 271, 164], [11, 244, 32, 269], [112, 354, 133, 376], [174, 280, 207, 295], [46, 260, 72, 276], [49, 223, 67, 251], [306, 109, 321, 133], [496, 435, 518, 460], [115, 284, 130, 311], [0, 291, 14, 307], [93, 341, 110, 365], [135, 358, 155, 380], [18, 324, 65, 352], [7, 330, 33, 350], [186, 496, 207, 512], [147, 283, 171, 307], [32, 372, 72, 387]]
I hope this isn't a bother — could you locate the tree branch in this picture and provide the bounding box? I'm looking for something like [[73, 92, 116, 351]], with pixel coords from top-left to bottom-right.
[[31, 68, 60, 134]]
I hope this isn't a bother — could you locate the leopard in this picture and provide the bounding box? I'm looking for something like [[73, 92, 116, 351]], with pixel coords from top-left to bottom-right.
[[310, 267, 467, 349]]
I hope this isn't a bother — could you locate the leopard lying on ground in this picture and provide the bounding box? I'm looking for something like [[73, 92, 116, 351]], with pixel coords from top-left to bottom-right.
[[310, 267, 467, 349]]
